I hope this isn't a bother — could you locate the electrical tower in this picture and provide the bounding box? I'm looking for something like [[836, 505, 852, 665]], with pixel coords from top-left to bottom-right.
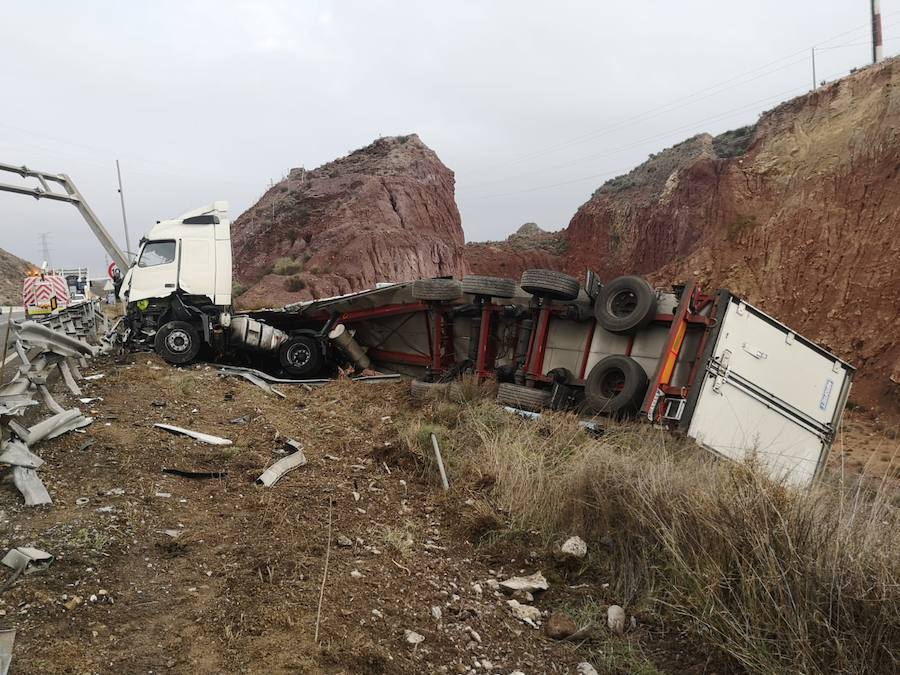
[[38, 232, 52, 269]]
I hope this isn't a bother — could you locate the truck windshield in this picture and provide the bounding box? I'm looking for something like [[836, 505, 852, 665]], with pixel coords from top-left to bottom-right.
[[138, 241, 176, 268]]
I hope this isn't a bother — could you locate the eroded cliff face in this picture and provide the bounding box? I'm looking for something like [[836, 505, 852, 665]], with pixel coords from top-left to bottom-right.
[[558, 58, 900, 411], [232, 135, 466, 308]]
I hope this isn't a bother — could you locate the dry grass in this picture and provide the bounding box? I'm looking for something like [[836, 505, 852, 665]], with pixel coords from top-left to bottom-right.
[[402, 394, 900, 675]]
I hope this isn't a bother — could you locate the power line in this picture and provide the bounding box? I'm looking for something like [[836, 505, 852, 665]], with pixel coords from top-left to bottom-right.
[[464, 62, 858, 201], [464, 8, 900, 177]]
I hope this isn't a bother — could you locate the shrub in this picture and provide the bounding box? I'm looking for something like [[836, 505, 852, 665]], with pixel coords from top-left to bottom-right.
[[284, 275, 306, 292], [232, 281, 247, 298], [272, 257, 303, 275]]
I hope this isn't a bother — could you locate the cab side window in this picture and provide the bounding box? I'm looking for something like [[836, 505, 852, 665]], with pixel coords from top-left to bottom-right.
[[138, 241, 177, 268]]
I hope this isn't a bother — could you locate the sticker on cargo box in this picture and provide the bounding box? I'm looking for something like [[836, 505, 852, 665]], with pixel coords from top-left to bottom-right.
[[819, 379, 834, 411]]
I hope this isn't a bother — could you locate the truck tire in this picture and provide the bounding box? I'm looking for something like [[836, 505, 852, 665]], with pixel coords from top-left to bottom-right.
[[496, 382, 551, 411], [520, 269, 580, 301], [411, 278, 463, 302], [155, 321, 201, 365], [461, 275, 517, 298], [547, 367, 575, 384], [584, 355, 648, 416], [279, 335, 323, 377], [594, 276, 657, 334]]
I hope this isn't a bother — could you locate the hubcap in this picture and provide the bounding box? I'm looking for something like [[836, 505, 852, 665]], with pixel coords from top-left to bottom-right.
[[166, 329, 191, 353], [287, 343, 311, 367]]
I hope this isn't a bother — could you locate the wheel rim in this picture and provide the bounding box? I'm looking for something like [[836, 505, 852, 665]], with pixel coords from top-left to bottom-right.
[[599, 368, 625, 398], [607, 289, 638, 318], [165, 329, 192, 354], [287, 342, 311, 368]]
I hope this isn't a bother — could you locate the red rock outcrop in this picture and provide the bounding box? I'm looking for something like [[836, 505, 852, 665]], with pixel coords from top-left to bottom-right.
[[232, 135, 466, 308], [465, 223, 567, 280], [557, 58, 900, 411]]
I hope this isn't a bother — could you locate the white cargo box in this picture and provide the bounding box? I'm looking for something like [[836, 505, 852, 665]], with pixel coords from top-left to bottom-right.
[[681, 294, 853, 487]]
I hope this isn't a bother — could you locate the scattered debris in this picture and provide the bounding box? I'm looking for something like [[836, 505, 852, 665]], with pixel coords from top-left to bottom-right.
[[507, 599, 541, 628], [1, 547, 54, 575], [0, 440, 44, 469], [162, 467, 228, 480], [500, 571, 549, 594], [229, 415, 251, 425], [153, 423, 233, 446], [560, 535, 587, 559], [218, 368, 286, 398], [256, 444, 307, 487], [404, 629, 425, 646], [607, 604, 626, 635], [430, 432, 450, 490], [12, 467, 51, 506], [0, 629, 13, 675], [336, 535, 353, 547], [430, 606, 442, 621], [577, 663, 599, 675], [75, 497, 90, 506]]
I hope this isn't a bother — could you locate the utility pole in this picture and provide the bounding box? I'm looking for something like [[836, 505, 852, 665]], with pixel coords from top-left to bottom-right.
[[115, 159, 132, 262], [872, 0, 884, 63], [811, 47, 817, 89]]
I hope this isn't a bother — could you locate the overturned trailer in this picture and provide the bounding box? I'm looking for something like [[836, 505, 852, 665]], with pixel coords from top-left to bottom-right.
[[249, 271, 853, 488]]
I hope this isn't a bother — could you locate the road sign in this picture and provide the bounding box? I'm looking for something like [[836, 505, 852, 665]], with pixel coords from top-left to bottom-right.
[[108, 262, 119, 279]]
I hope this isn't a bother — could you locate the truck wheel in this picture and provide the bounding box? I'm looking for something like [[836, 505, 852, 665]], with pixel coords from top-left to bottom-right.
[[594, 276, 657, 334], [584, 355, 648, 416], [520, 269, 580, 301], [461, 275, 517, 298], [279, 335, 323, 377], [411, 278, 463, 301], [496, 382, 551, 411], [155, 321, 201, 365]]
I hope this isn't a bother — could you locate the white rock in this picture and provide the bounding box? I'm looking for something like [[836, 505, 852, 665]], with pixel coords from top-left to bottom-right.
[[404, 629, 425, 645], [471, 583, 483, 596], [560, 535, 587, 559], [607, 604, 626, 635], [500, 571, 548, 594], [577, 663, 599, 675], [350, 569, 363, 579], [431, 606, 442, 621], [372, 609, 383, 619], [336, 535, 353, 547], [485, 579, 500, 591], [506, 599, 541, 628]]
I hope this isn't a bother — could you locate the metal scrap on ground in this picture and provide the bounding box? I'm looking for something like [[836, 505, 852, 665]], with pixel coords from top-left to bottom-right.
[[256, 443, 308, 487], [153, 423, 233, 446]]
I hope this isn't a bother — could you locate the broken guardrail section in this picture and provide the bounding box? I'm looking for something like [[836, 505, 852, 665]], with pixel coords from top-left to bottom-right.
[[0, 303, 105, 506]]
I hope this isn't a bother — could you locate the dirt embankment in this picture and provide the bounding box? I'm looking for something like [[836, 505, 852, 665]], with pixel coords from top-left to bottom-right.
[[0, 247, 33, 305], [466, 58, 900, 414], [232, 135, 467, 309]]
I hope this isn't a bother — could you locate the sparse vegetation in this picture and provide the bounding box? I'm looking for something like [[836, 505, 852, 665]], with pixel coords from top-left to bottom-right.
[[284, 275, 306, 292], [232, 281, 247, 298], [713, 124, 757, 158], [272, 257, 303, 275], [401, 392, 900, 675]]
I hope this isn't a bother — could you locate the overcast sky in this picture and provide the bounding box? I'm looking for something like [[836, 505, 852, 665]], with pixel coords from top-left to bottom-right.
[[0, 0, 894, 276]]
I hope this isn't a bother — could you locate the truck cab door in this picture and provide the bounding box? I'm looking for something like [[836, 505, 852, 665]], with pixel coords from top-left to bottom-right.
[[123, 240, 178, 303]]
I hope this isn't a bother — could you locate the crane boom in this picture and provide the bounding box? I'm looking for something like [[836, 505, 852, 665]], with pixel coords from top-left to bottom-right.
[[0, 161, 129, 271]]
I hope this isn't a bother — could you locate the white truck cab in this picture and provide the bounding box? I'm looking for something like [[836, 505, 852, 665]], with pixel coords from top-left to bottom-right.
[[121, 201, 232, 306]]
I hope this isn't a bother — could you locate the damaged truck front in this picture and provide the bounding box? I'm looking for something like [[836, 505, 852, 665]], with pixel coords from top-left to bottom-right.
[[119, 202, 307, 368]]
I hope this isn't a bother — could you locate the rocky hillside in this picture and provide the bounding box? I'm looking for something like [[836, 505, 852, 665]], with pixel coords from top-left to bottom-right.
[[466, 223, 566, 278], [232, 135, 467, 308], [0, 247, 33, 305]]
